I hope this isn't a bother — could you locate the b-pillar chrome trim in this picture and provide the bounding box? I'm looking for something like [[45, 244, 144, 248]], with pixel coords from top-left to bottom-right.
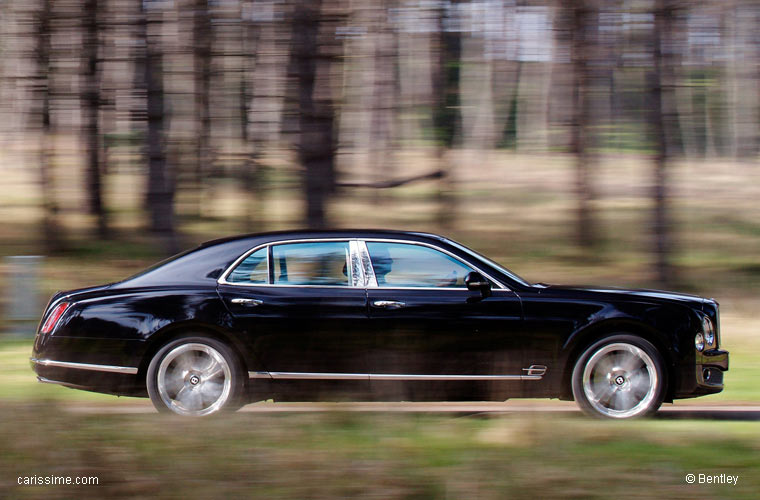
[[249, 370, 545, 381], [356, 240, 378, 288], [30, 358, 139, 375], [348, 240, 367, 287]]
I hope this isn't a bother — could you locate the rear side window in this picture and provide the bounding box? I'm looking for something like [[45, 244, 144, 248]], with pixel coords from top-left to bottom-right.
[[272, 241, 351, 286], [227, 247, 268, 284]]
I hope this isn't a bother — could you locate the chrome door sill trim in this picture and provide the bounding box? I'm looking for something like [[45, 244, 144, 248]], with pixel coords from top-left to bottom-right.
[[249, 371, 367, 380], [249, 371, 543, 381], [31, 358, 138, 375], [370, 373, 541, 381]]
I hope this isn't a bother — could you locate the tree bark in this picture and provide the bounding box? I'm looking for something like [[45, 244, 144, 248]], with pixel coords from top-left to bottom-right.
[[240, 3, 263, 232], [36, 0, 63, 252], [82, 0, 108, 238], [291, 0, 340, 229], [143, 2, 177, 253], [193, 0, 211, 218], [569, 1, 596, 249], [431, 5, 461, 230], [368, 0, 397, 204], [651, 0, 676, 285]]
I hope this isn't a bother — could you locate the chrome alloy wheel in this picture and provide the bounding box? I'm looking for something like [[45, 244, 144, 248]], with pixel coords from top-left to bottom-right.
[[581, 342, 659, 419], [156, 343, 232, 416]]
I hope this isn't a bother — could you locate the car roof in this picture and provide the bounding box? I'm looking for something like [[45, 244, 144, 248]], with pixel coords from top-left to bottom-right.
[[114, 230, 454, 289], [113, 229, 533, 290], [199, 229, 448, 248]]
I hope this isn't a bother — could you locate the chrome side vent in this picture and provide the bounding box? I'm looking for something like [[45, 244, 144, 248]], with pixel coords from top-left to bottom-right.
[[522, 365, 547, 377]]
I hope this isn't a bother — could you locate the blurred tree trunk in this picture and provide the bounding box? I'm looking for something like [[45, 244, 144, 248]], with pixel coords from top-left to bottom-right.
[[291, 0, 341, 229], [246, 3, 289, 232], [36, 0, 63, 252], [651, 0, 677, 285], [432, 4, 460, 230], [193, 0, 211, 218], [730, 2, 759, 159], [569, 1, 596, 249], [143, 2, 177, 253], [368, 0, 397, 205], [82, 0, 108, 238], [240, 2, 262, 232], [130, 0, 147, 127]]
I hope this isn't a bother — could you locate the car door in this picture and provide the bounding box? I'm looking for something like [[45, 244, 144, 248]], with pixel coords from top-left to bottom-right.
[[217, 240, 370, 396], [363, 240, 526, 400]]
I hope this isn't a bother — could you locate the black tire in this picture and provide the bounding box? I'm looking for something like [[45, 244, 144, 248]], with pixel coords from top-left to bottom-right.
[[146, 336, 246, 416], [571, 334, 666, 419]]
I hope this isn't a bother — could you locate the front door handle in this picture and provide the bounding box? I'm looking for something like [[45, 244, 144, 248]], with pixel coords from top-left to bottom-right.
[[373, 300, 406, 309], [230, 298, 263, 307]]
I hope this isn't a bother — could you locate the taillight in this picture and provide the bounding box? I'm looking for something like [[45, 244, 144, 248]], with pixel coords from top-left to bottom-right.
[[40, 302, 70, 334]]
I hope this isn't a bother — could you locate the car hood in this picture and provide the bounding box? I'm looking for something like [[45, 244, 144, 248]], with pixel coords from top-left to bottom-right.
[[534, 283, 709, 307]]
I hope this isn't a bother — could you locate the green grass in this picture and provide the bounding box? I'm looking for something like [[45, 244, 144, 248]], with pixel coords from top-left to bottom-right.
[[0, 407, 758, 499]]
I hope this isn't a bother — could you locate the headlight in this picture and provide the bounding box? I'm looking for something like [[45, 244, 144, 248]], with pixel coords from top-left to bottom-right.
[[695, 332, 705, 352], [702, 316, 715, 347]]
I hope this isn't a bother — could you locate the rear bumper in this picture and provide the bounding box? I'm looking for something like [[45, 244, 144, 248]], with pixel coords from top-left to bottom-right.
[[30, 357, 144, 396], [30, 357, 138, 374]]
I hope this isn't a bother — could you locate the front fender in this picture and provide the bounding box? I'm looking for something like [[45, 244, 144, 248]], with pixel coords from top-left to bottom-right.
[[557, 303, 698, 400]]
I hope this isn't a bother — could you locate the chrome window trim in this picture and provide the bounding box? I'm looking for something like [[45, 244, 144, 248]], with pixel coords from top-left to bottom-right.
[[271, 240, 353, 288], [218, 238, 357, 288], [249, 371, 542, 381], [31, 357, 138, 375], [225, 245, 269, 285], [361, 238, 508, 290], [218, 237, 509, 291], [221, 283, 362, 290]]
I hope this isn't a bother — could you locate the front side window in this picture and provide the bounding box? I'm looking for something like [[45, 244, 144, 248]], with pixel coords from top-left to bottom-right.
[[227, 247, 268, 284], [272, 241, 351, 286], [366, 242, 474, 288]]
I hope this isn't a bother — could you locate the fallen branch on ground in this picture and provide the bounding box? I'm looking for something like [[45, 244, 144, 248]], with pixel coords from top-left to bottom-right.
[[337, 169, 445, 189]]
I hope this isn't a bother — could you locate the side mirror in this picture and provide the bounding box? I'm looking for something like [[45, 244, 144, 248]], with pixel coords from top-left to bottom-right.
[[465, 271, 491, 298]]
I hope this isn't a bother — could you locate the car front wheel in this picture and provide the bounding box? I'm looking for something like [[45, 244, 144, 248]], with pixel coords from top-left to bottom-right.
[[571, 335, 666, 419], [147, 337, 245, 416]]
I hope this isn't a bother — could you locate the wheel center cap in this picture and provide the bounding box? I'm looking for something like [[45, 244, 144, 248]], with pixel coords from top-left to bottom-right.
[[614, 375, 626, 386], [189, 374, 200, 386]]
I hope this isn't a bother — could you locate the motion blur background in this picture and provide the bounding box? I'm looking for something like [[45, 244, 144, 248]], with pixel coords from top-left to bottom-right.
[[1, 0, 760, 498]]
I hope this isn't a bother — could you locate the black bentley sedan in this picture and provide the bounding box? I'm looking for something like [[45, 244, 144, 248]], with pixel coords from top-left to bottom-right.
[[31, 230, 728, 418]]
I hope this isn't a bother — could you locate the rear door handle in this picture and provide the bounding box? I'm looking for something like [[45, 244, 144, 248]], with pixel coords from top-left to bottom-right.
[[230, 298, 263, 307], [373, 300, 406, 309]]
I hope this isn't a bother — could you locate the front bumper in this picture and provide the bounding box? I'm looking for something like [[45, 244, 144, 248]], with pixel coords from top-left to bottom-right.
[[693, 348, 729, 395]]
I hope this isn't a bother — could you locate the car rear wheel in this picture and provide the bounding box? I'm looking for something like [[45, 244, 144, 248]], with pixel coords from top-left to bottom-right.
[[571, 335, 666, 419], [147, 337, 245, 416]]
